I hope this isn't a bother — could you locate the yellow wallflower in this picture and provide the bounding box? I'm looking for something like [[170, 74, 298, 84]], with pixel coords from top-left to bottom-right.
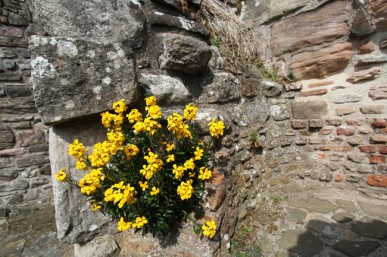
[[150, 186, 160, 196], [172, 164, 185, 179], [112, 99, 127, 114], [177, 180, 194, 200], [198, 167, 212, 180], [202, 220, 216, 238], [91, 201, 101, 211], [104, 182, 136, 208], [101, 112, 123, 130], [147, 105, 162, 119], [118, 217, 132, 231], [132, 216, 148, 229], [54, 169, 67, 182], [139, 181, 148, 191], [143, 117, 161, 135], [208, 118, 225, 138], [123, 144, 140, 160], [165, 143, 175, 152], [183, 158, 195, 171], [194, 146, 204, 161], [166, 154, 175, 163], [107, 130, 125, 149], [68, 139, 88, 159], [167, 113, 192, 139], [145, 96, 156, 106], [184, 103, 198, 121], [88, 141, 112, 167], [79, 169, 104, 195], [127, 109, 143, 123], [75, 160, 87, 171]]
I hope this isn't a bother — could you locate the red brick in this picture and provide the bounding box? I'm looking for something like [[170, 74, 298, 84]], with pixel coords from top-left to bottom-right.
[[335, 173, 345, 182], [319, 145, 331, 151], [334, 146, 353, 152], [299, 88, 328, 97], [371, 134, 387, 143], [291, 119, 308, 129], [337, 127, 356, 136], [367, 175, 387, 187], [345, 118, 365, 126], [368, 155, 386, 164], [380, 145, 387, 154], [359, 146, 378, 153], [308, 80, 334, 88], [319, 127, 333, 135], [371, 118, 387, 128]]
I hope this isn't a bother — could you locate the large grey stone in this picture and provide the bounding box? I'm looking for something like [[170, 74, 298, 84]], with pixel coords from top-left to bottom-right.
[[228, 96, 270, 127], [286, 207, 306, 222], [358, 201, 387, 219], [50, 118, 116, 244], [261, 79, 282, 97], [306, 215, 339, 239], [331, 212, 355, 223], [357, 54, 387, 65], [333, 240, 381, 257], [139, 73, 192, 105], [277, 230, 324, 257], [32, 0, 145, 46], [288, 197, 336, 214], [30, 36, 138, 125], [332, 93, 363, 104], [74, 234, 120, 257], [270, 105, 290, 121], [291, 100, 328, 119], [0, 126, 15, 150], [350, 216, 387, 239], [198, 72, 240, 103], [159, 33, 211, 74], [351, 9, 374, 36]]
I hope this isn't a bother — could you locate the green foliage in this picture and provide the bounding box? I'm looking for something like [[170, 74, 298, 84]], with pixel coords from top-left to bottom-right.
[[250, 132, 258, 143], [210, 37, 222, 48]]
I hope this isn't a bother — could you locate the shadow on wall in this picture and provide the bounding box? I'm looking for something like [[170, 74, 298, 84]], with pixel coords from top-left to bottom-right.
[[280, 216, 387, 257]]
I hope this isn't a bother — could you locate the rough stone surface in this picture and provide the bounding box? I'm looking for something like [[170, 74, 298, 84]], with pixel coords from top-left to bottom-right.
[[360, 105, 385, 114], [271, 1, 351, 56], [286, 207, 306, 222], [331, 212, 355, 223], [139, 73, 192, 105], [0, 126, 15, 150], [288, 197, 336, 214], [358, 202, 387, 219], [74, 234, 120, 257], [291, 43, 352, 79], [358, 40, 375, 54], [333, 240, 381, 257], [159, 33, 211, 74], [277, 230, 324, 256], [30, 36, 138, 125], [350, 216, 387, 239], [346, 67, 380, 83], [198, 72, 240, 103], [261, 79, 282, 97], [357, 54, 387, 65], [292, 100, 328, 119], [369, 0, 387, 31], [32, 0, 145, 46], [351, 9, 374, 36], [50, 118, 116, 244], [369, 84, 387, 100], [332, 93, 363, 104]]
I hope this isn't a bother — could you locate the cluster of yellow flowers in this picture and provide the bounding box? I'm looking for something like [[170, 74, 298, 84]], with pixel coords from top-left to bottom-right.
[[79, 168, 105, 195], [202, 220, 217, 238], [104, 181, 137, 208], [118, 216, 148, 231], [57, 97, 225, 238]]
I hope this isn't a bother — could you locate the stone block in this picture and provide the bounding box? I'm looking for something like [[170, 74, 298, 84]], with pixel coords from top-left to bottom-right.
[[291, 42, 352, 79], [261, 79, 282, 97], [292, 100, 328, 119], [357, 54, 387, 65], [360, 105, 384, 114], [0, 126, 15, 150], [369, 0, 387, 31], [367, 175, 387, 187], [336, 127, 356, 136], [33, 0, 144, 46], [159, 33, 211, 74], [371, 118, 387, 128], [3, 84, 32, 98], [346, 67, 380, 83], [30, 36, 138, 125], [332, 93, 363, 104], [199, 72, 241, 103], [371, 134, 387, 143], [270, 105, 290, 121], [309, 119, 324, 128], [299, 88, 327, 97], [368, 155, 386, 164], [271, 1, 351, 56], [291, 120, 307, 129], [351, 8, 374, 36], [307, 80, 333, 88], [335, 106, 357, 116]]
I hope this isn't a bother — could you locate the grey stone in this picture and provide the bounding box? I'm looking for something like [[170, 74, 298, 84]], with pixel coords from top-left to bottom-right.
[[0, 126, 15, 150], [358, 201, 387, 219], [351, 216, 387, 239], [331, 212, 355, 223], [292, 100, 328, 119], [16, 155, 50, 168], [30, 36, 138, 125], [198, 72, 240, 103], [357, 54, 387, 65], [332, 93, 363, 104], [261, 79, 282, 97], [1, 60, 17, 70], [369, 84, 387, 100], [332, 86, 346, 91], [277, 230, 324, 257], [148, 12, 209, 36], [30, 177, 49, 188], [0, 239, 26, 257], [307, 214, 339, 238], [288, 197, 336, 214], [360, 105, 384, 114], [32, 0, 145, 46], [229, 97, 270, 127], [4, 84, 32, 98], [332, 240, 381, 257], [351, 9, 374, 36], [0, 168, 19, 180], [25, 24, 47, 37], [139, 73, 192, 105], [74, 234, 120, 257], [0, 179, 29, 192], [286, 207, 306, 222], [50, 118, 120, 243], [208, 46, 224, 70], [8, 13, 28, 26], [0, 47, 17, 58], [159, 33, 211, 74], [270, 105, 290, 121]]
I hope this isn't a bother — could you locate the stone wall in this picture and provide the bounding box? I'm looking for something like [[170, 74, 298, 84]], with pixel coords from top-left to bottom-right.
[[0, 0, 51, 210]]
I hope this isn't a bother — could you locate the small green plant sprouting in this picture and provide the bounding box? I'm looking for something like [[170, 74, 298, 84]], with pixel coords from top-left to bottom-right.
[[210, 37, 222, 48], [273, 195, 282, 205]]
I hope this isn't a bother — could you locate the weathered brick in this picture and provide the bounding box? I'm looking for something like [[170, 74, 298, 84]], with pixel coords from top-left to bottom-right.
[[335, 173, 345, 182], [334, 146, 353, 152], [360, 105, 385, 114], [348, 153, 368, 163], [309, 119, 324, 128], [357, 126, 373, 134], [347, 135, 364, 146], [371, 118, 387, 128], [371, 134, 387, 143], [325, 118, 342, 126], [318, 145, 331, 151], [346, 118, 365, 126], [337, 127, 356, 136], [368, 155, 386, 164], [359, 146, 378, 153], [367, 175, 387, 187], [330, 153, 345, 162], [299, 88, 328, 97], [295, 137, 307, 145], [336, 106, 357, 116], [319, 127, 333, 135], [309, 137, 322, 144], [308, 80, 334, 88], [346, 174, 361, 183], [291, 119, 308, 129], [380, 146, 387, 154]]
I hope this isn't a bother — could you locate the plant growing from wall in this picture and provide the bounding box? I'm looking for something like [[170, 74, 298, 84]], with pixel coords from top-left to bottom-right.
[[55, 97, 224, 238]]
